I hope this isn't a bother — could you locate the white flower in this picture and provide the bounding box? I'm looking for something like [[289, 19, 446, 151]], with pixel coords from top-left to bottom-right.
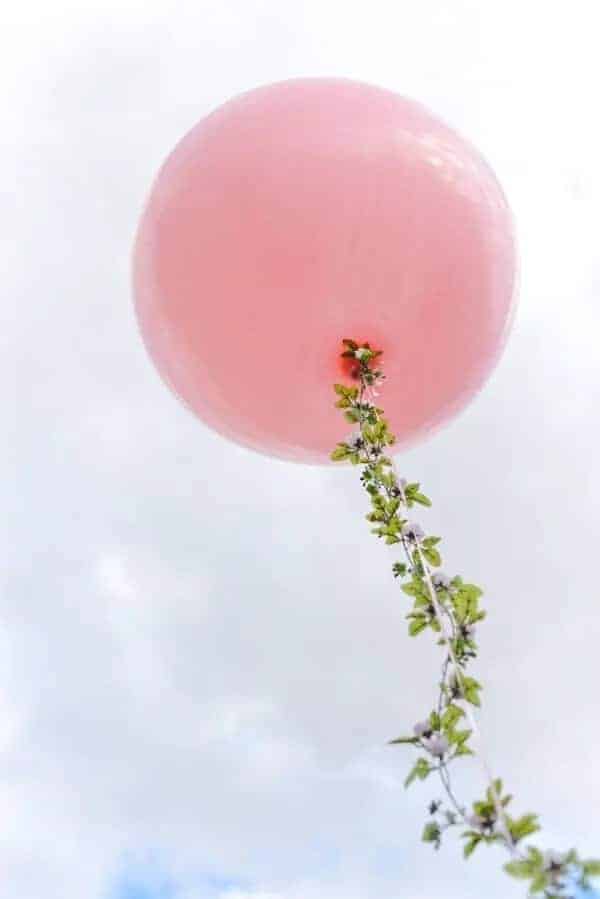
[[466, 812, 496, 834], [543, 850, 566, 872], [402, 522, 425, 543], [390, 478, 407, 499], [423, 734, 449, 758], [413, 720, 432, 738], [432, 571, 451, 591], [347, 432, 365, 451]]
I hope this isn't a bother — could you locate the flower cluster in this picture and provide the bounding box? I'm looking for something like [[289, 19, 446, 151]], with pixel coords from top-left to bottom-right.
[[330, 338, 599, 898]]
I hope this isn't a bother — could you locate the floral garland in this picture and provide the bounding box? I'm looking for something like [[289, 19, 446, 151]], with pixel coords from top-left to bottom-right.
[[330, 338, 599, 898]]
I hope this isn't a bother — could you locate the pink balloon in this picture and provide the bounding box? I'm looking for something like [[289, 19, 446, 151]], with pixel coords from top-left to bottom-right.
[[133, 78, 517, 464]]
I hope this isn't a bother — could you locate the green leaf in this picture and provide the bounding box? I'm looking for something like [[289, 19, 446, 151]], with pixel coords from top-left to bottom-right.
[[453, 593, 469, 621], [485, 779, 503, 804], [404, 757, 431, 788], [414, 492, 432, 507], [330, 445, 349, 461], [409, 617, 428, 636], [384, 517, 401, 535], [413, 594, 431, 609], [392, 562, 407, 578], [583, 860, 600, 877], [504, 860, 537, 879], [508, 813, 540, 841], [454, 744, 474, 757], [463, 835, 481, 859], [423, 547, 441, 567], [465, 690, 480, 707], [527, 847, 544, 866], [334, 382, 356, 396], [422, 821, 440, 844], [462, 677, 482, 707], [441, 704, 465, 730], [451, 728, 472, 748], [473, 800, 493, 817], [429, 711, 441, 731], [529, 873, 549, 894], [388, 735, 418, 746]]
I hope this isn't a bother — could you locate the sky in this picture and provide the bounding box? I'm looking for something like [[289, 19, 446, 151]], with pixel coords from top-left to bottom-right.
[[4, 1, 600, 898]]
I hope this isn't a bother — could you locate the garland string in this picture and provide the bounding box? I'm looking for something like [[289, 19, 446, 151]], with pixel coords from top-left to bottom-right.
[[400, 479, 518, 855], [329, 338, 600, 899]]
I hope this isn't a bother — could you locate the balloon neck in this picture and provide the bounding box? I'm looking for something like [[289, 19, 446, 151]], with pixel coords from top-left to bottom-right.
[[340, 357, 362, 381], [337, 338, 381, 382]]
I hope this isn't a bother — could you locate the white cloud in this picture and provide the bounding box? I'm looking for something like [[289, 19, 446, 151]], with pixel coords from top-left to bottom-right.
[[220, 893, 281, 899], [5, 2, 600, 899]]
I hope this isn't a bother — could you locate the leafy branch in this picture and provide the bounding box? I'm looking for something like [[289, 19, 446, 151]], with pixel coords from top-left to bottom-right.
[[330, 338, 599, 899]]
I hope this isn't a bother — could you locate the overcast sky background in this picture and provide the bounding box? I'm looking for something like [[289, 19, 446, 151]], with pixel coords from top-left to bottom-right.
[[4, 2, 600, 898]]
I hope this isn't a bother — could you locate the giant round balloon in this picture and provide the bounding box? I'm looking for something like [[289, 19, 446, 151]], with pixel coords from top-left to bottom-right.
[[133, 78, 517, 464]]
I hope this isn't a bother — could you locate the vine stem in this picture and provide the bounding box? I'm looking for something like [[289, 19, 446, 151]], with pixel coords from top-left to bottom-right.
[[340, 348, 599, 897], [439, 760, 465, 821], [361, 378, 517, 854], [393, 464, 520, 858]]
